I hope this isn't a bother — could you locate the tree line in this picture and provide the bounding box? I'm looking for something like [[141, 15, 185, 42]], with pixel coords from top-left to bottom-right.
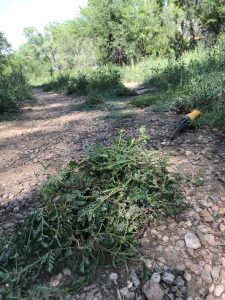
[[16, 0, 225, 79], [0, 0, 224, 113]]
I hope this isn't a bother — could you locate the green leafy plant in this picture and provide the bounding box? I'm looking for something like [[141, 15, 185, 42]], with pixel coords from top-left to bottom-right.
[[0, 128, 188, 297], [130, 94, 159, 108], [86, 88, 104, 105], [115, 84, 137, 97]]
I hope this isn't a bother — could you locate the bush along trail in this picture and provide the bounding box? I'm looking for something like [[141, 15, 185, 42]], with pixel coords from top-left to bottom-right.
[[1, 89, 225, 299]]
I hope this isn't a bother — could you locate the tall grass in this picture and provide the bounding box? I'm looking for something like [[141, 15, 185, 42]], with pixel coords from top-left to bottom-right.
[[123, 35, 225, 131]]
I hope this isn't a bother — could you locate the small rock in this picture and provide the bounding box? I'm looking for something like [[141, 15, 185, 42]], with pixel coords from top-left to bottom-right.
[[93, 293, 102, 300], [185, 150, 193, 156], [219, 224, 225, 232], [204, 264, 212, 272], [201, 270, 212, 283], [219, 207, 225, 215], [63, 268, 72, 276], [180, 286, 187, 293], [211, 265, 221, 280], [144, 259, 153, 270], [50, 273, 63, 287], [127, 280, 133, 289], [222, 257, 225, 268], [142, 281, 164, 300], [186, 262, 202, 275], [109, 272, 118, 284], [174, 276, 185, 287], [195, 230, 206, 246], [150, 273, 161, 284], [212, 205, 219, 212], [200, 210, 214, 222], [120, 287, 135, 300], [209, 285, 215, 293], [220, 268, 225, 284], [209, 194, 220, 202], [162, 236, 169, 243], [157, 257, 166, 264], [205, 234, 216, 246], [184, 272, 191, 282], [162, 272, 175, 284], [214, 284, 225, 297], [131, 269, 140, 287], [176, 264, 186, 271], [184, 232, 201, 249], [140, 237, 151, 248]]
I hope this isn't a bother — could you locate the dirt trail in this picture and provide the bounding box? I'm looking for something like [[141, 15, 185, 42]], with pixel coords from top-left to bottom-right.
[[0, 90, 102, 205], [1, 90, 225, 299]]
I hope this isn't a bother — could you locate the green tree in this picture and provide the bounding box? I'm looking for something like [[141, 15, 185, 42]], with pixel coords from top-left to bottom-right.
[[197, 0, 225, 36]]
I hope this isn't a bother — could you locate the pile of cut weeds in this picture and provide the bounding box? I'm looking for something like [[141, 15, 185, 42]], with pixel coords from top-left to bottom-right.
[[0, 128, 189, 297]]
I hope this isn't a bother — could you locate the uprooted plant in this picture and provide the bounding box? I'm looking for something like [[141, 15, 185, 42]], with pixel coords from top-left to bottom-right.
[[0, 128, 189, 296]]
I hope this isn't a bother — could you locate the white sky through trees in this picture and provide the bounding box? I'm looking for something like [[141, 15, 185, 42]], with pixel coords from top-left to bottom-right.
[[0, 0, 88, 49]]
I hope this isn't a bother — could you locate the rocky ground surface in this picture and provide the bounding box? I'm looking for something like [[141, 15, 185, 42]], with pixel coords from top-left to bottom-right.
[[0, 89, 225, 299]]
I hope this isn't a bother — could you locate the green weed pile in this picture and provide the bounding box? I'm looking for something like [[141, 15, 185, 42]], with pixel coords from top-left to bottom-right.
[[0, 128, 188, 296]]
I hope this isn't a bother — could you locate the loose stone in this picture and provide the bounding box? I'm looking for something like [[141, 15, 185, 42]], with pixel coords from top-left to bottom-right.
[[184, 232, 201, 249], [162, 272, 175, 284], [214, 284, 225, 297]]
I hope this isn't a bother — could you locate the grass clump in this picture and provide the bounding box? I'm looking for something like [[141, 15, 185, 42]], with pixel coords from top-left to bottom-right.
[[130, 94, 159, 108], [86, 88, 104, 106], [0, 128, 188, 297], [115, 83, 137, 97]]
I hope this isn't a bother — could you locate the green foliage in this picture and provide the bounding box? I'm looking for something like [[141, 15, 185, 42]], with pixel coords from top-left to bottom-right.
[[43, 66, 121, 95], [0, 128, 188, 296], [86, 89, 104, 105], [130, 94, 159, 108], [0, 33, 31, 114], [197, 0, 225, 36], [122, 34, 225, 131], [115, 83, 137, 97]]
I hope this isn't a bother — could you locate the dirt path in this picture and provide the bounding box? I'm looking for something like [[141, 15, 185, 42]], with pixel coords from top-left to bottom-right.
[[1, 90, 225, 299]]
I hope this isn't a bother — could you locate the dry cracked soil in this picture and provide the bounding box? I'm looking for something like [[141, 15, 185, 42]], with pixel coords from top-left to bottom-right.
[[0, 88, 225, 299]]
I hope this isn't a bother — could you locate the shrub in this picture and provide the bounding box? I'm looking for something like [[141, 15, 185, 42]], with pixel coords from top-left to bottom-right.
[[0, 73, 31, 114], [44, 66, 121, 96], [0, 128, 188, 296], [86, 88, 104, 105], [130, 94, 159, 107], [115, 83, 137, 97], [0, 88, 17, 113]]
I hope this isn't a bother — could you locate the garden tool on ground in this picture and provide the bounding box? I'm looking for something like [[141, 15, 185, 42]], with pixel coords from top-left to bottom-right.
[[170, 109, 201, 141]]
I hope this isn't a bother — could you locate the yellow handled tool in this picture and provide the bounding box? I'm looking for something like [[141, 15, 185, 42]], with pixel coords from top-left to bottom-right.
[[170, 109, 201, 141], [187, 109, 201, 121]]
